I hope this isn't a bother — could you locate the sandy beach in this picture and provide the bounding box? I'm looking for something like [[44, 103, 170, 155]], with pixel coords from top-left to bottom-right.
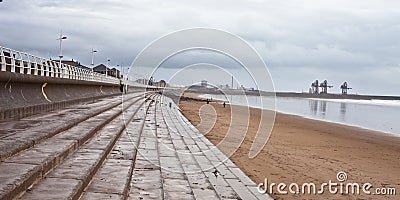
[[179, 98, 400, 200]]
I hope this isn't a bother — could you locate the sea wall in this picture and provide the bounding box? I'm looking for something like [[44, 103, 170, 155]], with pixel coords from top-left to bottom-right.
[[0, 71, 122, 121]]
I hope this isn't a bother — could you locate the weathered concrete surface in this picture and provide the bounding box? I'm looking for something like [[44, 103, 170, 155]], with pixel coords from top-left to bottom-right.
[[20, 98, 149, 200], [92, 95, 272, 199], [0, 93, 142, 162], [82, 104, 148, 198], [153, 98, 273, 200], [0, 71, 147, 121], [0, 93, 147, 200], [0, 94, 272, 200], [0, 163, 41, 200], [80, 192, 123, 200], [125, 97, 272, 199], [22, 178, 83, 200]]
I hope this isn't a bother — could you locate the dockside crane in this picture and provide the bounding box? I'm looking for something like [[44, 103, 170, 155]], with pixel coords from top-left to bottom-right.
[[340, 81, 352, 95], [319, 80, 333, 94], [311, 80, 319, 94]]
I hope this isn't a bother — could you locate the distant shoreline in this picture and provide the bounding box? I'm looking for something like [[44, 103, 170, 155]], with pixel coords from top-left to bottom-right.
[[275, 92, 400, 100], [182, 88, 400, 100]]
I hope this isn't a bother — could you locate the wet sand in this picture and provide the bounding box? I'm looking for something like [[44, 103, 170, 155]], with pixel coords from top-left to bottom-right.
[[179, 100, 400, 200]]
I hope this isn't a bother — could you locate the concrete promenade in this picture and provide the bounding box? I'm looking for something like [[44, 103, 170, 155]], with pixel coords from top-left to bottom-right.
[[0, 92, 272, 199]]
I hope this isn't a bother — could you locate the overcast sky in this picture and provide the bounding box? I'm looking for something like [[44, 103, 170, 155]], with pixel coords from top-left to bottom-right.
[[1, 0, 399, 95]]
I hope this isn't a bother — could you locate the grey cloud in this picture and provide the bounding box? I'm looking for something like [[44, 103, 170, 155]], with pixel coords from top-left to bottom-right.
[[0, 0, 399, 95]]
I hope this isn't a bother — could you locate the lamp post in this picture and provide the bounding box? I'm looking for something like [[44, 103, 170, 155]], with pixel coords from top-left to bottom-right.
[[91, 48, 97, 74], [125, 67, 130, 93], [126, 66, 129, 82], [116, 64, 120, 79], [106, 58, 110, 77], [127, 67, 130, 79], [57, 30, 67, 77]]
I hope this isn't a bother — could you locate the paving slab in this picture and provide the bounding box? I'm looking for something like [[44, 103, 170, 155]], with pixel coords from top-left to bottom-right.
[[128, 188, 163, 200], [129, 178, 163, 199], [21, 178, 83, 200], [164, 191, 195, 200], [186, 173, 213, 190], [225, 179, 258, 200], [4, 138, 78, 174], [248, 186, 275, 200], [47, 148, 104, 180], [0, 139, 33, 161], [85, 159, 132, 195], [230, 167, 257, 186], [0, 163, 41, 199], [108, 140, 137, 160], [204, 171, 240, 199], [80, 192, 124, 200], [192, 188, 219, 200]]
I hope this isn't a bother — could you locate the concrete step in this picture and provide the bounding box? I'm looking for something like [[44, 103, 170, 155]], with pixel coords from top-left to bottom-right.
[[80, 97, 154, 199], [18, 95, 154, 200], [0, 92, 143, 161], [0, 94, 148, 200]]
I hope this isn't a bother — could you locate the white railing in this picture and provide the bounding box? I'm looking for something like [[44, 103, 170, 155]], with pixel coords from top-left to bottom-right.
[[0, 46, 120, 85]]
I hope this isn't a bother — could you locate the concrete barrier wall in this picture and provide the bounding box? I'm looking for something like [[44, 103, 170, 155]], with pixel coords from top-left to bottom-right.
[[0, 71, 122, 121]]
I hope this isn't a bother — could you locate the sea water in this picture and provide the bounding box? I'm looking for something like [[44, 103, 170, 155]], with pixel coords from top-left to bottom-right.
[[201, 94, 400, 136]]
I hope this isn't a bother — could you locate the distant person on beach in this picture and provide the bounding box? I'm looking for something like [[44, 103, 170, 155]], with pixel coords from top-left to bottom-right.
[[223, 102, 226, 108], [207, 99, 209, 104], [169, 102, 172, 108]]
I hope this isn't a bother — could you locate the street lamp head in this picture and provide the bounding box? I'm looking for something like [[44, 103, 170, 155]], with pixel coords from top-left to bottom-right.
[[93, 50, 97, 53], [61, 36, 67, 40]]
